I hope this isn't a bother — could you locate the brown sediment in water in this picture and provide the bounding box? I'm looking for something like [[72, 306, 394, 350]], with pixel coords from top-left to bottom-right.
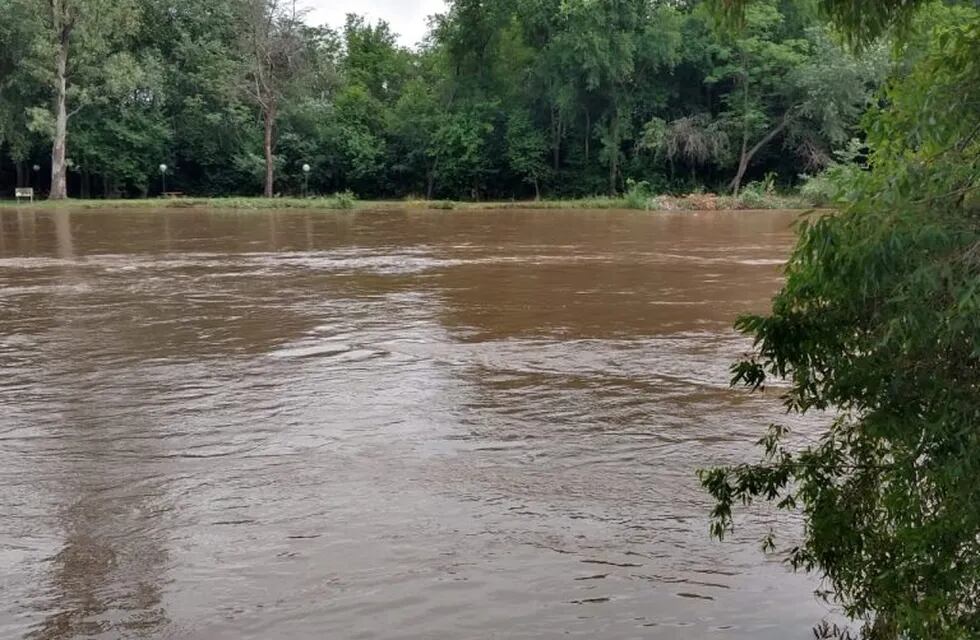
[[0, 207, 827, 639]]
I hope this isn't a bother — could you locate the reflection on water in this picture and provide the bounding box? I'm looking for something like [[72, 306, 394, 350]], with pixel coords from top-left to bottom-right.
[[0, 208, 830, 639]]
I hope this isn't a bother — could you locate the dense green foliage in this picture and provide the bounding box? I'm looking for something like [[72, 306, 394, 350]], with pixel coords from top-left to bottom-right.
[[701, 2, 979, 638], [0, 0, 887, 200]]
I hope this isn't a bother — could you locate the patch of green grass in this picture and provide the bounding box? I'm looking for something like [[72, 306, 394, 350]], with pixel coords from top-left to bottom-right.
[[428, 200, 456, 210], [0, 195, 363, 211], [0, 192, 818, 212]]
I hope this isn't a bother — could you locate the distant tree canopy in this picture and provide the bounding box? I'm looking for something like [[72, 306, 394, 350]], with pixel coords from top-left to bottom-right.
[[0, 0, 888, 200], [701, 1, 980, 638]]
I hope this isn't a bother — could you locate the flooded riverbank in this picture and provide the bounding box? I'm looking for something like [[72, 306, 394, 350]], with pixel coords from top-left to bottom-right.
[[0, 208, 831, 639]]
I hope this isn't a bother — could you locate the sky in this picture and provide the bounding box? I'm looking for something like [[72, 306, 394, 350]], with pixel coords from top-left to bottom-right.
[[304, 0, 449, 48]]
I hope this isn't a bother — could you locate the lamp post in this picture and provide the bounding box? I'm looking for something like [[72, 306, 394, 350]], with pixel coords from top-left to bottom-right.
[[302, 163, 311, 198], [32, 164, 40, 192], [159, 164, 168, 195]]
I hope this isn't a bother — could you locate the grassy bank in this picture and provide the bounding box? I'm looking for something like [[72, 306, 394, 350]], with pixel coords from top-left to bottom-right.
[[0, 192, 815, 212]]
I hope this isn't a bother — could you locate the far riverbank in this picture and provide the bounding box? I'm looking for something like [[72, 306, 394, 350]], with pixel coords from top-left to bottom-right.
[[0, 192, 818, 213]]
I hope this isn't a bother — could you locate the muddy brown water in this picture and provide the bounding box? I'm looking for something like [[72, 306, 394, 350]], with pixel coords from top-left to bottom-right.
[[0, 208, 834, 639]]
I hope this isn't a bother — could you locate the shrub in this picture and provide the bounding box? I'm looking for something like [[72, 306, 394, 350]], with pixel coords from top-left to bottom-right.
[[624, 179, 654, 209], [701, 11, 980, 638], [737, 181, 768, 208], [328, 190, 357, 210], [798, 172, 837, 206]]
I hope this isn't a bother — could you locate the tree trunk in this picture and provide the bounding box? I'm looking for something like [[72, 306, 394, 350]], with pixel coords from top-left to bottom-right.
[[426, 163, 436, 200], [731, 152, 749, 198], [729, 115, 793, 197], [263, 105, 276, 198], [533, 177, 540, 201], [608, 109, 619, 196], [584, 109, 591, 165], [50, 37, 69, 201], [15, 162, 25, 188], [609, 156, 617, 196], [81, 169, 90, 198], [733, 69, 750, 198], [551, 106, 561, 171]]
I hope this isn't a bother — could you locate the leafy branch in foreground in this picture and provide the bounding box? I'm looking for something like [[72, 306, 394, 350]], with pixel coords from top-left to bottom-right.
[[701, 5, 980, 639]]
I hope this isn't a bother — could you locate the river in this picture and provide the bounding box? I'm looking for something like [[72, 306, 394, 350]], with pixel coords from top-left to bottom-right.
[[0, 208, 832, 639]]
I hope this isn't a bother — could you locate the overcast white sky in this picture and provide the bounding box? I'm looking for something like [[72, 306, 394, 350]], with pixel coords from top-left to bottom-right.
[[304, 1, 449, 48]]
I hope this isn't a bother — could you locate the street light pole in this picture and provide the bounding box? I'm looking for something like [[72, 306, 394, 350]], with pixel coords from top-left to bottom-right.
[[159, 164, 168, 195], [302, 163, 311, 198]]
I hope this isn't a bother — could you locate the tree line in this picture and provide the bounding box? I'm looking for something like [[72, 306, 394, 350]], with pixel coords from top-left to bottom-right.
[[0, 0, 887, 200]]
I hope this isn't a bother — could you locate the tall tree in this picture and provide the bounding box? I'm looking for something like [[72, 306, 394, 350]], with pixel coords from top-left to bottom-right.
[[506, 111, 549, 199], [708, 1, 884, 195], [47, 0, 75, 199], [0, 1, 44, 188], [554, 0, 649, 194], [241, 0, 307, 197], [341, 15, 413, 104], [18, 0, 140, 199]]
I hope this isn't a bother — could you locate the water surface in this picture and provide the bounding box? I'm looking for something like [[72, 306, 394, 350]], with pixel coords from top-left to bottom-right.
[[0, 208, 831, 639]]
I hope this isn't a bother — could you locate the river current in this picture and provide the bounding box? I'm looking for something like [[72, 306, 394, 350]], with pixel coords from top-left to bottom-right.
[[0, 208, 831, 639]]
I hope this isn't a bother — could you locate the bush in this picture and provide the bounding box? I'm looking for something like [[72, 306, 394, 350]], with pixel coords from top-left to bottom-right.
[[701, 11, 980, 638], [799, 141, 870, 206], [737, 181, 768, 208], [623, 178, 654, 209], [798, 172, 837, 206], [328, 190, 357, 209]]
